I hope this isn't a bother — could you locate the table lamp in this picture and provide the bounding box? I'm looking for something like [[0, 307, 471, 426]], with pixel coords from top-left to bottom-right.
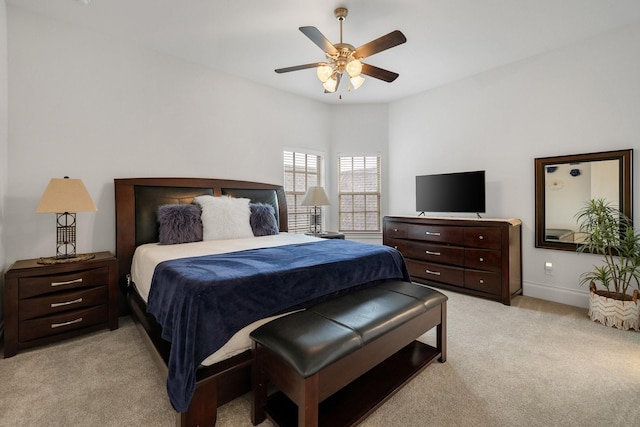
[[36, 176, 98, 261], [300, 186, 331, 235]]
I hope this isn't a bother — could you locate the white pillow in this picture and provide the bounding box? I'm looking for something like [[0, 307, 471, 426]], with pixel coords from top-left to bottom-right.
[[194, 195, 254, 241]]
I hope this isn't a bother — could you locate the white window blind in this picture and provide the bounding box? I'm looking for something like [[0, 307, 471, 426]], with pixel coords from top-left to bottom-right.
[[338, 155, 381, 232], [283, 150, 322, 233]]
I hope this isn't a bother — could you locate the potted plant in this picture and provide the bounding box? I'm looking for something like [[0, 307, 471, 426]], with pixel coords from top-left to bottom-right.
[[575, 198, 640, 331]]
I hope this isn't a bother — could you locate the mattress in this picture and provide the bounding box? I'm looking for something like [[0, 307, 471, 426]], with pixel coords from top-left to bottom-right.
[[130, 233, 320, 366]]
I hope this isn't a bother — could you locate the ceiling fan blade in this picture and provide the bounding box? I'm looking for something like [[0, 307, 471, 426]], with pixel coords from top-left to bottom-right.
[[275, 62, 326, 73], [300, 26, 338, 55], [361, 63, 399, 82], [354, 30, 407, 59]]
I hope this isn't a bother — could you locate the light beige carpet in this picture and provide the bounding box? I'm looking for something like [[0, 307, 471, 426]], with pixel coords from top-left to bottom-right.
[[1, 289, 638, 427]]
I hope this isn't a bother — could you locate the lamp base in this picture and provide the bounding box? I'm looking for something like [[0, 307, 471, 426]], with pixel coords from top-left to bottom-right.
[[37, 253, 95, 265]]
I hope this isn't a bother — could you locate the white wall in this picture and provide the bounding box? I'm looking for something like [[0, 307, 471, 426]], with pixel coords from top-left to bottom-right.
[[388, 22, 640, 307], [5, 7, 640, 309], [0, 0, 8, 334], [328, 103, 389, 243], [6, 7, 331, 264]]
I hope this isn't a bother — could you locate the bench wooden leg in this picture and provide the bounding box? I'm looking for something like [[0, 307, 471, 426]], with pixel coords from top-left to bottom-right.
[[299, 374, 319, 427], [437, 301, 447, 363]]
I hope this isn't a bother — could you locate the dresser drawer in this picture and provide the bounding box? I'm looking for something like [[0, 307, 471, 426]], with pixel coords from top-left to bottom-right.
[[19, 286, 108, 321], [464, 248, 502, 272], [464, 227, 502, 249], [384, 221, 408, 239], [407, 224, 464, 244], [384, 238, 408, 254], [406, 259, 464, 287], [404, 242, 464, 266], [19, 304, 108, 343], [18, 266, 109, 299], [464, 270, 501, 295]]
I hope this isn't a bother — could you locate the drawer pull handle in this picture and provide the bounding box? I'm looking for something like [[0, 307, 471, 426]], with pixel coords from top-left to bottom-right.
[[393, 228, 398, 232], [425, 231, 441, 236], [393, 246, 398, 249], [51, 298, 83, 308], [51, 278, 83, 287], [425, 250, 441, 256], [479, 235, 484, 240], [425, 269, 441, 276], [51, 318, 83, 329], [479, 257, 484, 262], [479, 279, 484, 284]]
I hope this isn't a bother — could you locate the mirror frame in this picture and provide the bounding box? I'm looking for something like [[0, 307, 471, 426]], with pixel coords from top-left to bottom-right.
[[535, 149, 633, 251]]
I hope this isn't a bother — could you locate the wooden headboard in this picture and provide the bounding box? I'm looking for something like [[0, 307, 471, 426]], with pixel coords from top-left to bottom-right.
[[114, 177, 288, 284]]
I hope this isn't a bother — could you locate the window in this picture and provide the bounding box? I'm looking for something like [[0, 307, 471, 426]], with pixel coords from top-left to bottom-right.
[[338, 155, 381, 232], [283, 150, 322, 233]]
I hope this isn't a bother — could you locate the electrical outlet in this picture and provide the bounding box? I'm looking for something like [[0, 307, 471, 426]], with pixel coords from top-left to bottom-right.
[[544, 261, 553, 275]]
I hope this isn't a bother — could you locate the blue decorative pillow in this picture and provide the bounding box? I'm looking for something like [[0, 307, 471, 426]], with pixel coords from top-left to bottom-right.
[[250, 203, 279, 236], [157, 204, 203, 244]]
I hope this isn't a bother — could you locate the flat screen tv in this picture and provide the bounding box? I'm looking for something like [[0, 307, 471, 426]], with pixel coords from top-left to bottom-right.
[[416, 170, 486, 214]]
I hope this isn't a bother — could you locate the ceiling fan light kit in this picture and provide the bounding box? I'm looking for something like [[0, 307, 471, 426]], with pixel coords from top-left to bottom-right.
[[316, 65, 333, 83], [275, 8, 406, 95]]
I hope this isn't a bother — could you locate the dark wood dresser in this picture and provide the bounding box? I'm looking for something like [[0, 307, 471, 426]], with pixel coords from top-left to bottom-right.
[[383, 216, 522, 305], [3, 251, 119, 357]]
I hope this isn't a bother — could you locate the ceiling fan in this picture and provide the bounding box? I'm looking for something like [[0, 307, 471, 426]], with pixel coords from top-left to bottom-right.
[[275, 7, 407, 93]]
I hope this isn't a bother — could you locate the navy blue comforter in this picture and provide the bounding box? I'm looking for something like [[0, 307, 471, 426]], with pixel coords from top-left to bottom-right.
[[147, 239, 410, 412]]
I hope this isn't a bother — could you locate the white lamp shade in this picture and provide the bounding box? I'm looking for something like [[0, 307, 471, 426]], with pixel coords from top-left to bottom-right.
[[350, 75, 365, 90], [36, 177, 98, 213], [322, 77, 338, 93], [345, 59, 362, 77], [316, 65, 333, 83], [300, 186, 331, 207]]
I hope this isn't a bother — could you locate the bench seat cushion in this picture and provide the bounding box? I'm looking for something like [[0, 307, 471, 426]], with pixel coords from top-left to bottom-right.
[[250, 281, 447, 378], [309, 287, 425, 344], [251, 310, 362, 378], [377, 280, 448, 311]]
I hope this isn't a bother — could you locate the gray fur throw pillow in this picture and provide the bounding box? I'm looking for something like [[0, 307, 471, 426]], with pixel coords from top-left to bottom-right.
[[249, 203, 279, 236], [157, 204, 203, 244]]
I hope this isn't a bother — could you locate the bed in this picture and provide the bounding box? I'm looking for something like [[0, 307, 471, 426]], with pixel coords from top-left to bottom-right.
[[114, 177, 410, 427]]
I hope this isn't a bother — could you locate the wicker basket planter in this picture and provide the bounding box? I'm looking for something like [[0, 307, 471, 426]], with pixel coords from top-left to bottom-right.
[[588, 283, 640, 331]]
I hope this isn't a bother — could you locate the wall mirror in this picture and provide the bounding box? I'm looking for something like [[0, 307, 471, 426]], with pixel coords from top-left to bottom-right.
[[535, 149, 633, 251]]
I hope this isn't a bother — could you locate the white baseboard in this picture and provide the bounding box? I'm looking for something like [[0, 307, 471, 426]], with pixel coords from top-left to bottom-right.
[[523, 280, 589, 308]]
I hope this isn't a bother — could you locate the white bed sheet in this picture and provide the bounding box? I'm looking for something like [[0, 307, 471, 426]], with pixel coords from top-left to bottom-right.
[[131, 233, 321, 366]]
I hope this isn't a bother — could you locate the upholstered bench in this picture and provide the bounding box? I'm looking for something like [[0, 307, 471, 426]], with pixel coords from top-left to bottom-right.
[[250, 281, 447, 427]]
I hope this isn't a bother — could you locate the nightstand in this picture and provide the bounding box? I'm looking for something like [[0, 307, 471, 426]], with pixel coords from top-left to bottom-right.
[[3, 251, 118, 358], [305, 231, 346, 240]]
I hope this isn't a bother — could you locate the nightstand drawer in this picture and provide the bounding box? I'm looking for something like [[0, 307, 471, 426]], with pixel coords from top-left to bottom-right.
[[19, 305, 108, 342], [18, 266, 109, 299], [19, 286, 108, 321], [4, 252, 118, 357]]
